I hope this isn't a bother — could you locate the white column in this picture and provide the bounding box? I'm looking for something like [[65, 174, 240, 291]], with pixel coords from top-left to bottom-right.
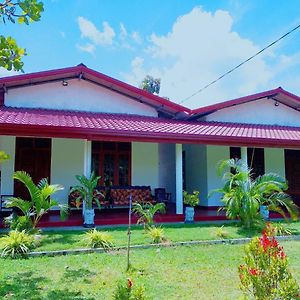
[[175, 144, 183, 214], [0, 136, 15, 195], [240, 147, 248, 171], [83, 140, 92, 177]]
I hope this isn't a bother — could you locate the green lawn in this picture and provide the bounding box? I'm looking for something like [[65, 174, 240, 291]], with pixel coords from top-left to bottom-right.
[[0, 241, 299, 299], [21, 221, 300, 252]]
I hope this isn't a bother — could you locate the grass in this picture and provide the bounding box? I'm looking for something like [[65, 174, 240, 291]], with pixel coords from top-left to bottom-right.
[[7, 221, 299, 252], [0, 241, 299, 299]]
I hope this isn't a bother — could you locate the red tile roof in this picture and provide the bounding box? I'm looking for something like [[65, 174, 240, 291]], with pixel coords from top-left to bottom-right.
[[1, 106, 300, 148], [190, 87, 300, 117]]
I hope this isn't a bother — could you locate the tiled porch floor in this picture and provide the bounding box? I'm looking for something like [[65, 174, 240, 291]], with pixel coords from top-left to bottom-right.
[[0, 204, 287, 228]]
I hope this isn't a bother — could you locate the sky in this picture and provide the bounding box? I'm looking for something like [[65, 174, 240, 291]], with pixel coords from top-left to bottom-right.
[[1, 0, 300, 108]]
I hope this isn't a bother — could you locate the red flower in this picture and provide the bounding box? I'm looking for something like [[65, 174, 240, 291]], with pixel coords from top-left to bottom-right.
[[127, 278, 133, 289], [249, 268, 260, 276]]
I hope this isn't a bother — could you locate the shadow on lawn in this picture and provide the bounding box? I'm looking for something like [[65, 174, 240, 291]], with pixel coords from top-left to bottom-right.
[[40, 231, 84, 247], [0, 271, 95, 300], [64, 267, 96, 284]]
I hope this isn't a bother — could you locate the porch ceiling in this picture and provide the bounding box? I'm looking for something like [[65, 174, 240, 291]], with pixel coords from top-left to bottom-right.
[[1, 106, 300, 148]]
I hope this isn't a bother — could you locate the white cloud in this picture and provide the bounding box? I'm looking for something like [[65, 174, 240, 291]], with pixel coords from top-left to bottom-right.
[[120, 23, 128, 40], [77, 16, 115, 46], [123, 7, 282, 108], [131, 31, 142, 44], [76, 43, 96, 55]]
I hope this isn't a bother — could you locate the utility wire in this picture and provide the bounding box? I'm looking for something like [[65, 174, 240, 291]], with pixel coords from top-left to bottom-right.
[[179, 23, 300, 105]]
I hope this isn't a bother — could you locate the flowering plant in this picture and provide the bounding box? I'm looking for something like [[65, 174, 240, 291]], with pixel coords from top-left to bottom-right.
[[238, 223, 300, 299], [113, 278, 146, 300]]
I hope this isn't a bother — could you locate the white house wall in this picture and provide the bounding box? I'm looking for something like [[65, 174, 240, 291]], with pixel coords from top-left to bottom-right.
[[264, 148, 285, 177], [158, 143, 176, 202], [204, 98, 300, 127], [5, 79, 158, 117], [51, 138, 86, 205], [0, 136, 15, 195], [132, 142, 159, 191], [184, 144, 208, 206]]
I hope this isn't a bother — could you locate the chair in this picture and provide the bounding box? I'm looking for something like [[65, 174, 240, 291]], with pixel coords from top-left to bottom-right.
[[154, 188, 171, 205]]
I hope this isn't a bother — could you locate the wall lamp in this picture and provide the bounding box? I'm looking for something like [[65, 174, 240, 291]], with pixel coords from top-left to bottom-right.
[[274, 101, 279, 107]]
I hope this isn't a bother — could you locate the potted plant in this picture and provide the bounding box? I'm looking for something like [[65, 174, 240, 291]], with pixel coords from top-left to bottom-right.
[[70, 172, 102, 227], [183, 190, 200, 223]]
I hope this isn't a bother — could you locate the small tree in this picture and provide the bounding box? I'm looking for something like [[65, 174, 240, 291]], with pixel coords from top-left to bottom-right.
[[213, 159, 298, 228], [238, 224, 300, 299], [132, 202, 166, 229], [0, 0, 44, 71], [139, 75, 161, 94], [5, 171, 67, 230], [0, 150, 9, 162]]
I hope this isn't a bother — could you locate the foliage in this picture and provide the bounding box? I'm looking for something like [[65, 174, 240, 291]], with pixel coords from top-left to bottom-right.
[[5, 171, 67, 230], [0, 230, 35, 258], [0, 150, 9, 162], [214, 225, 229, 239], [147, 226, 165, 244], [0, 0, 44, 71], [238, 225, 300, 299], [265, 222, 294, 236], [113, 278, 146, 300], [4, 213, 34, 232], [139, 75, 161, 94], [213, 159, 299, 228], [183, 190, 200, 207], [132, 202, 166, 229], [70, 172, 102, 210], [84, 229, 114, 249]]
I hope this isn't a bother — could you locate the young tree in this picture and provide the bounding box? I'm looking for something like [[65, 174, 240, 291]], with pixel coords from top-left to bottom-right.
[[139, 75, 161, 94], [0, 0, 44, 71]]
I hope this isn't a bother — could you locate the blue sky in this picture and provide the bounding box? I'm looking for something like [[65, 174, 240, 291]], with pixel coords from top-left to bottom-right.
[[2, 0, 300, 108]]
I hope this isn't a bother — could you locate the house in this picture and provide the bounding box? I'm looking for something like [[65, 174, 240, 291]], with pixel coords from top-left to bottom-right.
[[1, 64, 300, 219]]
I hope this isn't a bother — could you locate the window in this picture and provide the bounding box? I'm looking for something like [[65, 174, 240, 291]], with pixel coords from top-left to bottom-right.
[[230, 147, 265, 178], [92, 141, 131, 186]]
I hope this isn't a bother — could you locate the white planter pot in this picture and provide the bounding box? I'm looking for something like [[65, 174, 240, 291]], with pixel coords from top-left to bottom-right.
[[84, 208, 95, 227], [260, 205, 269, 220], [185, 206, 195, 223]]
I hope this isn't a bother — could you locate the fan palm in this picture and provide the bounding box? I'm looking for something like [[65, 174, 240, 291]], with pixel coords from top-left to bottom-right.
[[213, 159, 298, 228], [5, 171, 67, 230], [132, 202, 166, 229]]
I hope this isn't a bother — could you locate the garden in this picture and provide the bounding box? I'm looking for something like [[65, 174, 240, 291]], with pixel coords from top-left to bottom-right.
[[0, 153, 300, 299]]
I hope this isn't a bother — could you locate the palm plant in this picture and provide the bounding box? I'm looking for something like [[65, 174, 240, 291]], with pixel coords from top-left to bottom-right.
[[213, 159, 298, 228], [132, 202, 166, 229], [70, 172, 102, 210], [5, 171, 67, 230]]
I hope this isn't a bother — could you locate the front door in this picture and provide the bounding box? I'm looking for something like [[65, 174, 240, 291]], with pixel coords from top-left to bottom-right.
[[285, 149, 300, 206], [14, 137, 52, 198]]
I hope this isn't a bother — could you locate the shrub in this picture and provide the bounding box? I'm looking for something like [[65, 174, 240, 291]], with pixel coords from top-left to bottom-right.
[[113, 278, 146, 300], [0, 230, 35, 258], [84, 229, 113, 249], [214, 225, 229, 239], [183, 190, 200, 207], [147, 226, 165, 244], [5, 171, 67, 231], [4, 214, 34, 233], [132, 202, 166, 229], [267, 222, 293, 236], [213, 159, 298, 228], [238, 225, 300, 299]]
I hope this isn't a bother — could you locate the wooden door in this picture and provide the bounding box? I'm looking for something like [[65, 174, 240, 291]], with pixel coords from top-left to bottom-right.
[[285, 149, 300, 206], [14, 137, 51, 198]]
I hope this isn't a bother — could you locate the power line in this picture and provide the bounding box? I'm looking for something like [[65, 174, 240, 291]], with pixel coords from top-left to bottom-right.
[[179, 23, 300, 105]]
